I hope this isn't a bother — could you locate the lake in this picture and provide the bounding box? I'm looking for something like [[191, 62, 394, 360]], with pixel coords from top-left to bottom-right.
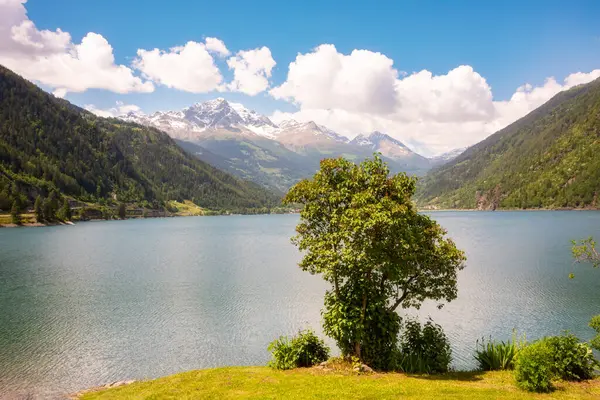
[[1, 212, 600, 398]]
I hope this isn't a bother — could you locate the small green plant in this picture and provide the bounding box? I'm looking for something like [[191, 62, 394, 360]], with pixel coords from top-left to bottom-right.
[[395, 318, 451, 373], [514, 340, 554, 393], [267, 329, 330, 370], [474, 331, 525, 371]]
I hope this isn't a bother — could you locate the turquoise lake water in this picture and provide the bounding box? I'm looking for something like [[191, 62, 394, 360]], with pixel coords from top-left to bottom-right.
[[1, 212, 599, 398]]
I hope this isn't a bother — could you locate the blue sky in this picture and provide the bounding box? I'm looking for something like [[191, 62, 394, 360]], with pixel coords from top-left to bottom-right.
[[2, 0, 599, 154]]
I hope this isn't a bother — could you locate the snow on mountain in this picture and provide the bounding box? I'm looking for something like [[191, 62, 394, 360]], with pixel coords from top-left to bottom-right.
[[275, 120, 349, 143], [350, 131, 414, 157], [429, 147, 467, 166], [121, 98, 278, 140]]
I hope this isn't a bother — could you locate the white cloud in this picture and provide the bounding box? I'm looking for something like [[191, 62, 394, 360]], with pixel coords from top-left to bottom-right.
[[205, 37, 230, 57], [0, 0, 154, 96], [271, 44, 398, 114], [226, 46, 276, 95], [271, 44, 600, 156], [84, 101, 142, 118], [133, 40, 224, 93]]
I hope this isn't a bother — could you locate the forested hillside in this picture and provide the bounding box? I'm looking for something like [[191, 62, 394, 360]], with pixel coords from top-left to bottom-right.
[[0, 65, 278, 214], [416, 78, 600, 209]]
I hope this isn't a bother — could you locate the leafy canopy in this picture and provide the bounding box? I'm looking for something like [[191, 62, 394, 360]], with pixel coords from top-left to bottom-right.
[[284, 155, 465, 369]]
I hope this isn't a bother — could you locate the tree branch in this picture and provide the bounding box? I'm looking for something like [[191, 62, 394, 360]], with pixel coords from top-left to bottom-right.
[[388, 273, 419, 312]]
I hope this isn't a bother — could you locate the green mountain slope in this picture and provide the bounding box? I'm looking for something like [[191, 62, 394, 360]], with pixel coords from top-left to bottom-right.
[[0, 65, 278, 213], [416, 78, 600, 210]]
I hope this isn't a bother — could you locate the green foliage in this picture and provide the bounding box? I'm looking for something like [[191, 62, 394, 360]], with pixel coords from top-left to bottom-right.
[[514, 340, 555, 393], [56, 198, 71, 221], [267, 330, 330, 370], [544, 334, 597, 381], [474, 332, 525, 371], [284, 156, 465, 370], [395, 318, 452, 373], [514, 334, 598, 393], [417, 77, 600, 209], [589, 315, 600, 351], [571, 237, 600, 271], [34, 195, 43, 222], [0, 65, 278, 213], [10, 200, 20, 225]]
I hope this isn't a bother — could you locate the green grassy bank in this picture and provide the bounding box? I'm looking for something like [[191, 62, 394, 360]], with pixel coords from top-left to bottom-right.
[[78, 367, 599, 400]]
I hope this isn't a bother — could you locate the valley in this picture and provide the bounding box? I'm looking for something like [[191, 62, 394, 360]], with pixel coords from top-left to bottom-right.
[[121, 98, 462, 192]]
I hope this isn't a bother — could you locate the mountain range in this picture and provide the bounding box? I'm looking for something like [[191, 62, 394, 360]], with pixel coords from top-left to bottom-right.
[[416, 76, 600, 210], [0, 65, 278, 214], [121, 99, 459, 192]]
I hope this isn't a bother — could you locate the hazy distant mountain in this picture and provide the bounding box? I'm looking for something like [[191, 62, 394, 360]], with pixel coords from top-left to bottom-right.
[[429, 147, 468, 167], [121, 99, 435, 190], [350, 131, 430, 170]]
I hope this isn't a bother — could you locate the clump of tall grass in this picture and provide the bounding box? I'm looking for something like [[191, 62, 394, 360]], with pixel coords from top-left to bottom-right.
[[474, 331, 525, 371]]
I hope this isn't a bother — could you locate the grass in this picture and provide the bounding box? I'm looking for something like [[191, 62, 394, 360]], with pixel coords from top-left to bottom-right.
[[0, 212, 37, 225], [78, 367, 600, 400], [166, 200, 204, 216]]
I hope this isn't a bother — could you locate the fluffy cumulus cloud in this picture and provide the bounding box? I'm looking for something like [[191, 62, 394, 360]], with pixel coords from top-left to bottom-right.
[[271, 44, 600, 156], [84, 101, 141, 118], [133, 40, 225, 93], [0, 0, 154, 96], [226, 46, 276, 95], [271, 44, 398, 114]]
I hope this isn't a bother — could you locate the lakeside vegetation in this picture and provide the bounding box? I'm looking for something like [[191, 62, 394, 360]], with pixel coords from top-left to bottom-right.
[[79, 367, 600, 400]]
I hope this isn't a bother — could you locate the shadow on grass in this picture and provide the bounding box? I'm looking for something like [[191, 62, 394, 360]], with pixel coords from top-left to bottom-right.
[[405, 370, 486, 382]]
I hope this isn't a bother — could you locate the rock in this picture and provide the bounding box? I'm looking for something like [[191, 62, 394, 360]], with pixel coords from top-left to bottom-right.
[[353, 364, 374, 373], [104, 380, 135, 389], [319, 361, 329, 367]]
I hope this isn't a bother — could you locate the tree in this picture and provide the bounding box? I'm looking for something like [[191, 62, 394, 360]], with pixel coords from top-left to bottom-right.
[[10, 201, 20, 225], [56, 199, 71, 221], [283, 156, 466, 369], [571, 237, 600, 351], [43, 198, 56, 221], [118, 203, 127, 220], [34, 195, 43, 222], [572, 237, 600, 270]]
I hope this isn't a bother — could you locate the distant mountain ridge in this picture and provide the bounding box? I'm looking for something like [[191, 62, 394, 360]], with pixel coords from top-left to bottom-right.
[[121, 99, 461, 191], [416, 77, 600, 210]]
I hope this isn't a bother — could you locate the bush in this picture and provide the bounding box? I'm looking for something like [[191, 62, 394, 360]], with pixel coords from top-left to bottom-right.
[[514, 333, 598, 392], [545, 333, 597, 381], [395, 318, 452, 373], [514, 340, 555, 392], [590, 315, 600, 351], [268, 330, 330, 370], [474, 332, 525, 371]]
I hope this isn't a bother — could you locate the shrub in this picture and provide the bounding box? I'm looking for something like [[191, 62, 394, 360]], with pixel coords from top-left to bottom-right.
[[514, 340, 555, 392], [268, 330, 330, 370], [474, 331, 525, 371], [590, 315, 600, 351], [395, 318, 451, 373], [514, 333, 598, 392], [545, 333, 597, 381]]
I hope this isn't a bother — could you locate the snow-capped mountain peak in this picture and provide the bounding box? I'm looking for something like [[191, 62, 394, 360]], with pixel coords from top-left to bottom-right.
[[275, 120, 349, 143], [351, 131, 409, 149], [121, 98, 280, 139]]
